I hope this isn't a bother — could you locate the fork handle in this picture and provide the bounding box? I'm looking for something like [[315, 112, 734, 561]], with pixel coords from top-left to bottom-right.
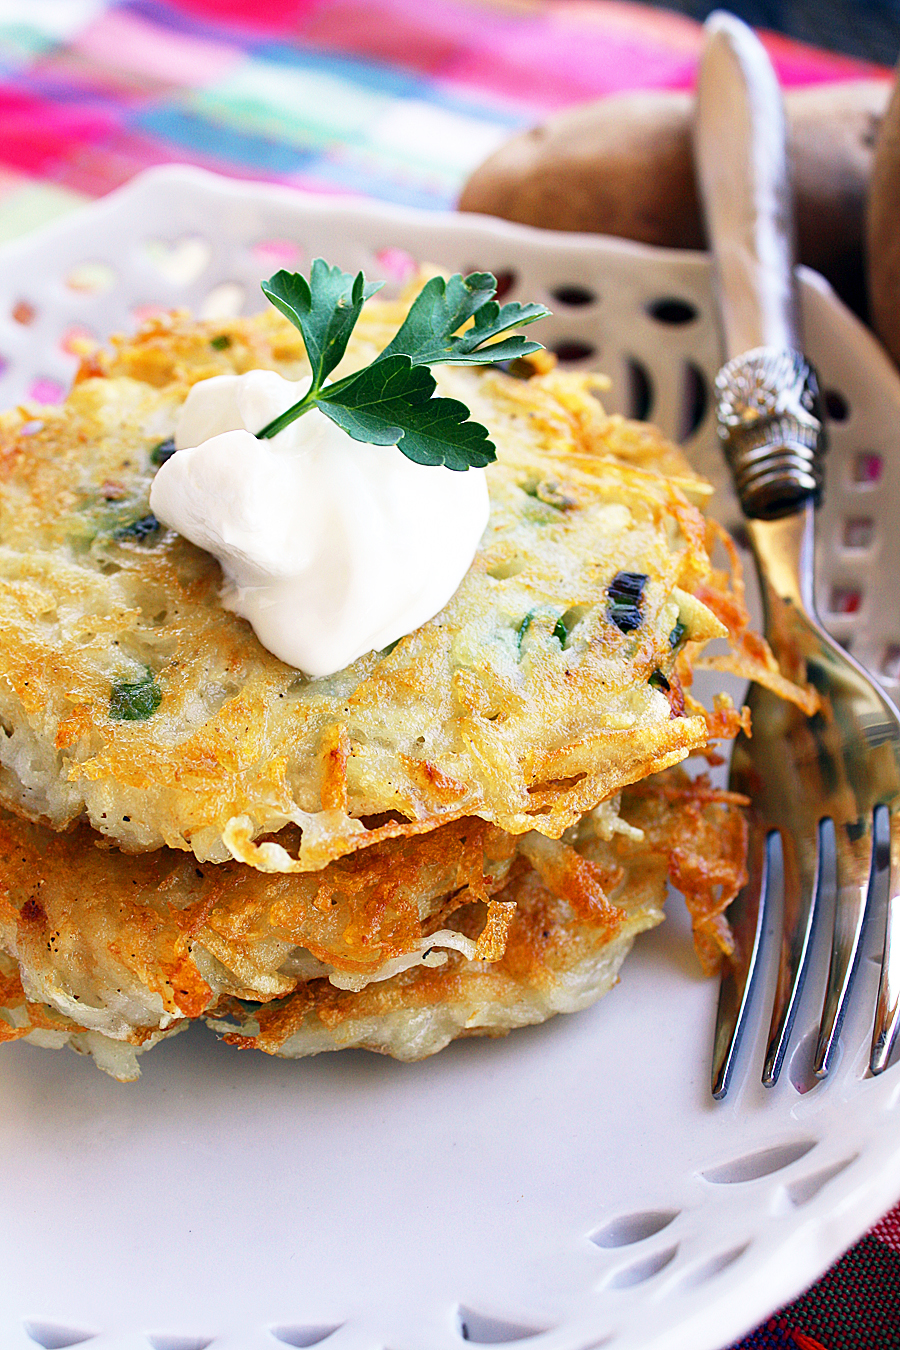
[[716, 345, 827, 520], [744, 498, 816, 634]]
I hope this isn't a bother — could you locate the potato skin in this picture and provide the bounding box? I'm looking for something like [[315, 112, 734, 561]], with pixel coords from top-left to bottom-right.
[[459, 81, 890, 313], [461, 91, 705, 251], [867, 64, 900, 365]]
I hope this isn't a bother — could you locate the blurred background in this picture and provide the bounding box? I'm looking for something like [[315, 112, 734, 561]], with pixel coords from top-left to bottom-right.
[[653, 0, 900, 65]]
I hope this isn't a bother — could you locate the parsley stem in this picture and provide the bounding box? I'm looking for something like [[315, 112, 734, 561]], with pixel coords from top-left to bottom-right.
[[256, 390, 317, 439], [255, 369, 363, 439]]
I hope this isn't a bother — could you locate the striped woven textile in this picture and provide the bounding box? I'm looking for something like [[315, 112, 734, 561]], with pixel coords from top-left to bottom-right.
[[731, 1207, 900, 1347], [0, 0, 888, 238]]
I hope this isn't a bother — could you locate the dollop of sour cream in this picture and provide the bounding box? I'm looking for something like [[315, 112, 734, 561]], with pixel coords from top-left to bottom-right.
[[149, 370, 490, 678]]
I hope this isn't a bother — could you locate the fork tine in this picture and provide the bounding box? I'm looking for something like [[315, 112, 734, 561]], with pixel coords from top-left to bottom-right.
[[761, 822, 820, 1086], [813, 812, 875, 1079], [712, 813, 769, 1099], [871, 804, 900, 1074]]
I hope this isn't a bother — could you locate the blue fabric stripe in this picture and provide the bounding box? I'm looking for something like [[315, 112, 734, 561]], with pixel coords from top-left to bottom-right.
[[133, 105, 314, 172], [256, 40, 427, 100]]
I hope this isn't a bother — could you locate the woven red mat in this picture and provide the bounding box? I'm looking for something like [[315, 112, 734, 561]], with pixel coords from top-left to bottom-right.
[[731, 1199, 900, 1349]]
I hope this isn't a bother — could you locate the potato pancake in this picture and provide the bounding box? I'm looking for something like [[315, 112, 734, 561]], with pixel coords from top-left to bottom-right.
[[0, 297, 780, 873], [0, 770, 746, 1078], [0, 277, 806, 1082]]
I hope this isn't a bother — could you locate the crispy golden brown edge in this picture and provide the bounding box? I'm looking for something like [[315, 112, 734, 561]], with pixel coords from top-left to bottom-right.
[[0, 300, 804, 870], [0, 769, 747, 1077]]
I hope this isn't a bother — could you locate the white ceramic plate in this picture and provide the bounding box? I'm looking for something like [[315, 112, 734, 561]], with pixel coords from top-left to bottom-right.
[[1, 166, 900, 1350]]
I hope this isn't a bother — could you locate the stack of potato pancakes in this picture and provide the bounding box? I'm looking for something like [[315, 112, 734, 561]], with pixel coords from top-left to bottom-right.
[[0, 287, 794, 1080]]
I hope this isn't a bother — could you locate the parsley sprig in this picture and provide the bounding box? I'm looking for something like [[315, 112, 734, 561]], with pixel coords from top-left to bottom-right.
[[257, 261, 550, 471]]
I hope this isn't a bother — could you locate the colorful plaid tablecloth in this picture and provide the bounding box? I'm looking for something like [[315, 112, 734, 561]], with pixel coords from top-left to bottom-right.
[[0, 3, 896, 1346], [0, 0, 890, 234]]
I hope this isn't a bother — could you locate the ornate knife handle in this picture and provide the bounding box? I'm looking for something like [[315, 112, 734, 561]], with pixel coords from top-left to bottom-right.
[[715, 346, 827, 520]]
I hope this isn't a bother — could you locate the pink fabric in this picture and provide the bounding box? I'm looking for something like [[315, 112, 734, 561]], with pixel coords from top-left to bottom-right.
[[0, 87, 116, 177], [75, 10, 243, 87]]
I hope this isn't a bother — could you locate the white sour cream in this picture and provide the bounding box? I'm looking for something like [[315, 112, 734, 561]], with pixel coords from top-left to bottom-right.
[[149, 370, 490, 678]]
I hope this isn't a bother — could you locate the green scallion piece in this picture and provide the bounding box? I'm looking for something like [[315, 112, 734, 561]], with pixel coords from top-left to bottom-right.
[[150, 438, 176, 467], [669, 619, 687, 648], [110, 671, 162, 722], [113, 513, 160, 543], [517, 609, 537, 650], [607, 571, 647, 634]]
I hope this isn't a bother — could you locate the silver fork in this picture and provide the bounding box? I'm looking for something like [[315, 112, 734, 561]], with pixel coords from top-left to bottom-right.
[[694, 12, 900, 1098]]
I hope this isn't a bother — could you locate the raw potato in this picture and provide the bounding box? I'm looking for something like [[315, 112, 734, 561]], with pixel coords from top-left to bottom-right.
[[459, 82, 890, 312], [867, 63, 900, 365], [460, 90, 705, 248]]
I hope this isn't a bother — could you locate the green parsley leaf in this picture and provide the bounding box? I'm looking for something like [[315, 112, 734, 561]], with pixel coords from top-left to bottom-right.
[[318, 354, 495, 471], [261, 261, 383, 390], [376, 272, 549, 368], [255, 261, 551, 470]]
